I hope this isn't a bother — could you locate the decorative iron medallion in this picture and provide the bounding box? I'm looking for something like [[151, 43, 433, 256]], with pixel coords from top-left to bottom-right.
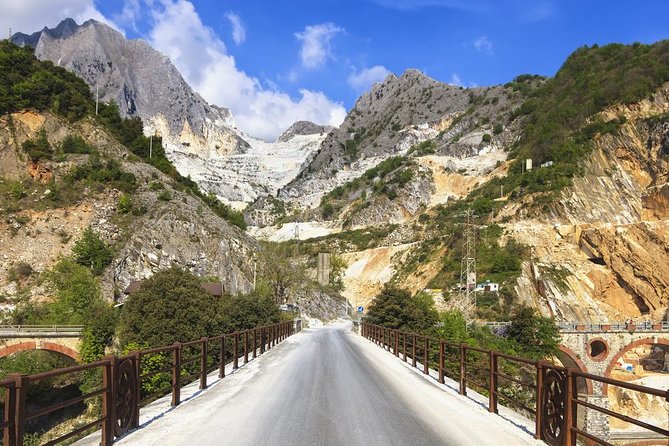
[[114, 358, 138, 437], [541, 368, 566, 446]]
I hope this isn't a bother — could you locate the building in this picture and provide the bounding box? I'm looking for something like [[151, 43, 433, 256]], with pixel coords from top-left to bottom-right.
[[475, 280, 499, 293]]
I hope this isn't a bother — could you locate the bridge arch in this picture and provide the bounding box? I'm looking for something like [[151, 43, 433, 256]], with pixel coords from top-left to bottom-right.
[[556, 345, 593, 394], [0, 341, 79, 361], [602, 337, 669, 394]]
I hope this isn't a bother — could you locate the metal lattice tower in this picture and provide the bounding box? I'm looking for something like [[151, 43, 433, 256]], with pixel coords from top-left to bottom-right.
[[458, 209, 477, 325]]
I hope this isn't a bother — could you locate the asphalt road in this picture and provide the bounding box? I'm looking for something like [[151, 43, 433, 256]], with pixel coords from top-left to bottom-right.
[[119, 323, 541, 446]]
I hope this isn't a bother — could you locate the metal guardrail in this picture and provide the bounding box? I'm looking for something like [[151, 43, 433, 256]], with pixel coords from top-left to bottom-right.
[[361, 322, 669, 446], [0, 325, 84, 334], [0, 320, 298, 446], [481, 321, 669, 332]]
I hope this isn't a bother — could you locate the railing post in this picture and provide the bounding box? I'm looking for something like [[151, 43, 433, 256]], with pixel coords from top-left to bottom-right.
[[564, 368, 576, 446], [253, 329, 258, 358], [489, 351, 498, 413], [535, 361, 544, 440], [233, 333, 239, 369], [200, 337, 208, 390], [172, 343, 182, 406], [459, 344, 467, 396], [412, 334, 417, 368], [10, 373, 28, 445], [219, 336, 226, 378], [101, 356, 115, 446], [423, 338, 429, 375], [438, 341, 445, 384], [132, 352, 140, 429], [3, 378, 16, 446], [394, 330, 399, 356], [244, 331, 249, 364], [403, 332, 407, 362], [261, 327, 266, 354]]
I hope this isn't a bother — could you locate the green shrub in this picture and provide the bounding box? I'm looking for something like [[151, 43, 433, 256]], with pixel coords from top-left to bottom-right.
[[118, 267, 222, 347], [7, 262, 33, 282], [22, 129, 51, 161], [493, 123, 503, 134], [482, 133, 492, 143], [61, 134, 93, 154], [117, 193, 132, 214], [72, 228, 113, 275], [157, 190, 171, 201]]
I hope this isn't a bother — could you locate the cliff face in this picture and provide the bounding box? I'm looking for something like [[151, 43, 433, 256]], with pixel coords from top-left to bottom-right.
[[0, 111, 257, 306], [506, 84, 669, 321]]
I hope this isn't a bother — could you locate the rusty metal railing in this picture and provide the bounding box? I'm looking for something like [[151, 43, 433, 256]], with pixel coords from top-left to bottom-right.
[[361, 322, 669, 446], [0, 320, 297, 446]]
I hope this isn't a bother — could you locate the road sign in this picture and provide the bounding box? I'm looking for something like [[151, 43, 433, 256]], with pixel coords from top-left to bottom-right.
[[357, 306, 364, 313]]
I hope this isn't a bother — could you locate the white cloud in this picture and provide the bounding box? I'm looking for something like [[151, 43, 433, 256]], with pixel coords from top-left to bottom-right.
[[225, 12, 245, 45], [348, 65, 391, 91], [115, 0, 141, 30], [449, 73, 463, 86], [294, 23, 344, 69], [0, 0, 118, 36], [366, 0, 492, 13], [473, 35, 493, 55], [149, 1, 345, 141]]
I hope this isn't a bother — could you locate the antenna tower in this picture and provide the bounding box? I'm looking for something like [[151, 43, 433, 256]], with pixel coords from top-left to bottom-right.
[[458, 209, 477, 325]]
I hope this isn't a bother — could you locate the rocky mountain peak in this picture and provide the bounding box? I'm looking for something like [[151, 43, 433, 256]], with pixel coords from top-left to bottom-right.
[[277, 121, 333, 143]]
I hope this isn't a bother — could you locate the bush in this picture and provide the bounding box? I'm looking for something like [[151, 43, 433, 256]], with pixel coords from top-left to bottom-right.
[[118, 267, 222, 347], [505, 306, 560, 359], [61, 134, 93, 154], [365, 286, 438, 331], [72, 228, 113, 275], [7, 262, 33, 282], [117, 193, 132, 214], [22, 129, 51, 161], [157, 190, 171, 201], [482, 133, 492, 143]]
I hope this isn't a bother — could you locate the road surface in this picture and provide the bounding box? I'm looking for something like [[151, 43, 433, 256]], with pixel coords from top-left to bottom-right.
[[118, 323, 542, 446]]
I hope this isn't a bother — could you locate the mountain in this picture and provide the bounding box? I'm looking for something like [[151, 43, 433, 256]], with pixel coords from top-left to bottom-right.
[[277, 69, 525, 208], [11, 19, 328, 207]]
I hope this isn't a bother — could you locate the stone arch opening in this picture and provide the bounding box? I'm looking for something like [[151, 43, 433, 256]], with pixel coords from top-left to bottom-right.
[[0, 341, 79, 361], [603, 338, 669, 436], [586, 338, 609, 362], [603, 338, 669, 392], [556, 345, 592, 395]]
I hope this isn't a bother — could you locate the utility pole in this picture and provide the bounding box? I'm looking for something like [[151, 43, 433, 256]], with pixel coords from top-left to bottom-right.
[[458, 209, 477, 326], [253, 258, 257, 291], [149, 135, 153, 159], [95, 81, 99, 115]]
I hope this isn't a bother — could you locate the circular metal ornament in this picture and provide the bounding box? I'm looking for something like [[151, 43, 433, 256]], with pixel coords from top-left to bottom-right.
[[541, 369, 566, 446], [115, 358, 138, 437]]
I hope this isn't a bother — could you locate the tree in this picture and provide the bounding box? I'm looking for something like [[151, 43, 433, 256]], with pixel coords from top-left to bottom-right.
[[365, 286, 438, 331], [43, 259, 103, 325], [259, 243, 306, 305], [505, 306, 560, 359], [218, 292, 282, 333], [118, 267, 221, 348], [72, 228, 113, 275]]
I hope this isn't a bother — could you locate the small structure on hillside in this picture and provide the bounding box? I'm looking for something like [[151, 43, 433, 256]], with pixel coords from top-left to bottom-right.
[[317, 253, 331, 285], [475, 280, 499, 293]]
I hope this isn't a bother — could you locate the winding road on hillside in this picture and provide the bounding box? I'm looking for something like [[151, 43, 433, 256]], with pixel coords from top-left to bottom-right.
[[117, 323, 542, 446]]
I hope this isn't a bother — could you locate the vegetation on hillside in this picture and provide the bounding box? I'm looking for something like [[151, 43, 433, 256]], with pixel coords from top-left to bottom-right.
[[0, 41, 245, 229], [0, 41, 92, 119], [319, 156, 415, 221]]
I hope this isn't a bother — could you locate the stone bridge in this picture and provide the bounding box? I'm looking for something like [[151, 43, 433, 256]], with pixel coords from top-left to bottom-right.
[[555, 322, 669, 393], [0, 325, 83, 360]]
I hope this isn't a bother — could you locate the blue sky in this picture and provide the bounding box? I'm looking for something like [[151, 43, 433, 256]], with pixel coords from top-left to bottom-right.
[[2, 0, 669, 139]]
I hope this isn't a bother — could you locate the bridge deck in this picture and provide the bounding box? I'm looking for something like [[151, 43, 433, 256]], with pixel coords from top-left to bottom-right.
[[108, 323, 542, 446]]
